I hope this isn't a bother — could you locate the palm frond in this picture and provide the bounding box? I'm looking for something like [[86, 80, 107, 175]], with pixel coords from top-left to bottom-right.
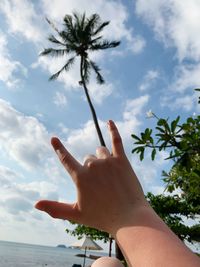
[[63, 14, 73, 29], [46, 17, 59, 33], [73, 12, 87, 42], [49, 56, 76, 81], [90, 40, 120, 50], [63, 14, 78, 42], [59, 30, 77, 45], [48, 34, 66, 46], [88, 36, 102, 45], [85, 14, 100, 35], [90, 60, 105, 84], [81, 13, 86, 31], [92, 21, 110, 36], [40, 48, 69, 57], [73, 12, 86, 31]]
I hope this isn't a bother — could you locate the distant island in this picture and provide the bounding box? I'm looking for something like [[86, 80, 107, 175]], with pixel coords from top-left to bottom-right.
[[57, 244, 66, 248]]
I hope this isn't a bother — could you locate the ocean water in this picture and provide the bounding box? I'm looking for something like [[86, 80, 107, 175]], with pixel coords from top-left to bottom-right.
[[0, 240, 103, 267]]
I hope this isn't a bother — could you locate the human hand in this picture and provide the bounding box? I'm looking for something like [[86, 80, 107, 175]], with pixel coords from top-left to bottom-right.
[[35, 120, 148, 236]]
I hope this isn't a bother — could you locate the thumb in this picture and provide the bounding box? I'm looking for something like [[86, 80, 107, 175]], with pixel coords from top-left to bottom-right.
[[35, 200, 80, 221]]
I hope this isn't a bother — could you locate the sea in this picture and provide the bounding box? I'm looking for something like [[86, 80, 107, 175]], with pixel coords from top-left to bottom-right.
[[0, 240, 106, 267]]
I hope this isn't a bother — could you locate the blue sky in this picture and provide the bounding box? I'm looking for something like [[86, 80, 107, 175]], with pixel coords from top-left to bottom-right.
[[0, 0, 199, 250]]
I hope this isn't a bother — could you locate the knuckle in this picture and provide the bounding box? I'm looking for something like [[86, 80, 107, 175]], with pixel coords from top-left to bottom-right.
[[87, 159, 97, 169], [48, 210, 59, 219], [113, 135, 122, 144], [60, 153, 68, 165]]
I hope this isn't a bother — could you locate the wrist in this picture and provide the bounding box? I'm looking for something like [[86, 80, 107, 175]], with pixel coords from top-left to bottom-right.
[[110, 201, 152, 237]]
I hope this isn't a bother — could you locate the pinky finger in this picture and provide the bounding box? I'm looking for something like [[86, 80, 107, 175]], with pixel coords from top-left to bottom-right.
[[35, 200, 80, 222]]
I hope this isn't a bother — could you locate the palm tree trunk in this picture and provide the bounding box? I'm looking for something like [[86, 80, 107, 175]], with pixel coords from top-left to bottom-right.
[[80, 56, 106, 147]]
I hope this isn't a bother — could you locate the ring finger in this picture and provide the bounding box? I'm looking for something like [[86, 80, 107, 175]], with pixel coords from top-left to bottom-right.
[[83, 154, 97, 166], [96, 146, 111, 159]]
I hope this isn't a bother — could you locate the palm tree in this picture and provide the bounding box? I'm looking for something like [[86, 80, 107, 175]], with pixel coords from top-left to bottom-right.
[[41, 12, 120, 146]]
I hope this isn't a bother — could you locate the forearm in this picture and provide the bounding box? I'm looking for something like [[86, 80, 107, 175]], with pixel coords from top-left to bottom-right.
[[114, 206, 200, 267]]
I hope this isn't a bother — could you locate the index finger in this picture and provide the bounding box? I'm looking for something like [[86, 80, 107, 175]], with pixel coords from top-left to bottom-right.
[[51, 137, 82, 180], [107, 120, 125, 157]]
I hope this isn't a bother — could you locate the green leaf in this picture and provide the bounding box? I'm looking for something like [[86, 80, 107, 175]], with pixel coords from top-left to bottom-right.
[[156, 126, 165, 133], [151, 148, 156, 160], [171, 116, 180, 133], [132, 147, 140, 154], [140, 147, 145, 161], [131, 134, 141, 142], [157, 119, 167, 126]]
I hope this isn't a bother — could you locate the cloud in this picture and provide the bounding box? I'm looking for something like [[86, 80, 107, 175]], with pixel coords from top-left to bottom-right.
[[0, 31, 27, 88], [53, 92, 67, 107], [4, 197, 32, 215], [0, 0, 43, 43], [132, 150, 169, 193], [161, 63, 200, 111], [0, 164, 60, 219], [163, 94, 197, 112], [35, 55, 115, 104], [135, 0, 200, 61], [171, 63, 200, 93], [0, 164, 68, 246], [83, 80, 114, 105], [123, 94, 149, 120], [139, 70, 159, 91], [0, 165, 20, 188], [0, 98, 50, 170]]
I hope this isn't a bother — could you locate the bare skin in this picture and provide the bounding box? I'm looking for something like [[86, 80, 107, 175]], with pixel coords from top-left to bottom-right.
[[35, 120, 200, 267]]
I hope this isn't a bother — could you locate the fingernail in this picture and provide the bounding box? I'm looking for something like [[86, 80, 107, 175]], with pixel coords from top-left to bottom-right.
[[35, 202, 44, 211], [107, 120, 114, 129], [51, 137, 61, 150]]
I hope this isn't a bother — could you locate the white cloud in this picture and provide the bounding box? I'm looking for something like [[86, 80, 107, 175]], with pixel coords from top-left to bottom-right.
[[53, 92, 67, 107], [161, 63, 200, 111], [139, 70, 159, 91], [0, 165, 20, 188], [171, 63, 200, 93], [0, 163, 60, 226], [84, 81, 114, 105], [163, 94, 197, 112], [123, 94, 149, 120], [0, 0, 43, 43], [0, 164, 71, 246], [33, 55, 80, 90], [135, 0, 200, 61], [0, 31, 27, 88], [0, 98, 50, 170], [132, 150, 169, 193], [35, 55, 114, 104], [4, 197, 32, 215]]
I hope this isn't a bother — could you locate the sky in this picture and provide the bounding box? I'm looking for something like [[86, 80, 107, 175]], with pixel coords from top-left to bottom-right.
[[0, 0, 200, 251]]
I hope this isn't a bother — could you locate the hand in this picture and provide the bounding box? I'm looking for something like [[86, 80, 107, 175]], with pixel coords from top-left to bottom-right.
[[35, 120, 148, 235]]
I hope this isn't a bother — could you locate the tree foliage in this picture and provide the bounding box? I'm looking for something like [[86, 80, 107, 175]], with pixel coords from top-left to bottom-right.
[[132, 93, 200, 246]]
